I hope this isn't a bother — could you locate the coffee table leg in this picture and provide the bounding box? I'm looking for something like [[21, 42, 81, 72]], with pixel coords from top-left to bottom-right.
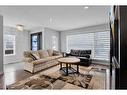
[[66, 63, 68, 75], [77, 64, 79, 73], [60, 62, 62, 70], [69, 64, 71, 68]]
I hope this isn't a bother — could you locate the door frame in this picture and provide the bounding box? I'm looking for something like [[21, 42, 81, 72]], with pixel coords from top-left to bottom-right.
[[30, 32, 42, 51]]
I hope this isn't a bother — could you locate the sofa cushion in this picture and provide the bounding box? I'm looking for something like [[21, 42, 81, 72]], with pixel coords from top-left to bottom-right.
[[31, 55, 62, 65], [31, 53, 40, 60], [24, 57, 34, 63], [29, 53, 38, 60], [24, 51, 32, 58], [70, 49, 79, 56], [47, 49, 54, 56], [53, 50, 61, 56], [31, 51, 40, 60], [38, 50, 49, 58], [24, 51, 37, 60], [50, 55, 62, 59], [32, 57, 53, 65], [32, 59, 49, 65], [79, 50, 91, 58]]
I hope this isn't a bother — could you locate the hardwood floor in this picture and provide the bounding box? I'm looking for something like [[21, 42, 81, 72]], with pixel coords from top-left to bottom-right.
[[0, 74, 4, 89], [0, 62, 34, 89], [5, 70, 33, 86], [0, 62, 110, 89]]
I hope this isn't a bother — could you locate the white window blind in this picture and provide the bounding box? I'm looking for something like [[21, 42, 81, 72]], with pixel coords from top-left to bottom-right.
[[67, 33, 94, 57], [66, 31, 110, 61], [94, 31, 110, 60]]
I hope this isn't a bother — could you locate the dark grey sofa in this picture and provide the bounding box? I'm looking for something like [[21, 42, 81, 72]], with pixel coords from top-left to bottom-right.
[[66, 49, 92, 66]]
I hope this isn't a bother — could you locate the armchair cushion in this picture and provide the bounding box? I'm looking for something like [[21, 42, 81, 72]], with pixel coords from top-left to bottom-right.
[[79, 50, 91, 58], [67, 49, 92, 66], [70, 49, 79, 56]]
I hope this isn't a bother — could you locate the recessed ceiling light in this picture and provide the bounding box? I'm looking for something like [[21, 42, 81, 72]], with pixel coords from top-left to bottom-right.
[[84, 6, 89, 9]]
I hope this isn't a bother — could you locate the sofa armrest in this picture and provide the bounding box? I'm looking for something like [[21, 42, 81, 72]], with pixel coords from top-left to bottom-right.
[[66, 53, 71, 57], [24, 57, 34, 63]]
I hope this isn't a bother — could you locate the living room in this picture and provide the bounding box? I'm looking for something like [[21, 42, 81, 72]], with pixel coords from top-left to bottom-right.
[[0, 5, 126, 90], [0, 5, 110, 89]]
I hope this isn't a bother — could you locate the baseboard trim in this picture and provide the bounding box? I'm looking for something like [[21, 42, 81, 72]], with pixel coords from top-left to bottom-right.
[[92, 60, 110, 66], [4, 61, 24, 65], [92, 62, 110, 66]]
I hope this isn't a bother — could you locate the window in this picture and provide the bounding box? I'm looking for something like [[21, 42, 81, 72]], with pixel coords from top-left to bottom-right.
[[66, 31, 110, 61], [52, 36, 58, 50], [4, 35, 15, 56], [94, 31, 110, 60], [31, 32, 42, 51], [67, 33, 94, 57]]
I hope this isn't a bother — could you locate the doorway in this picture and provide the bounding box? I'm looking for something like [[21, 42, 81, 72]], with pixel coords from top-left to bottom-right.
[[31, 32, 42, 51]]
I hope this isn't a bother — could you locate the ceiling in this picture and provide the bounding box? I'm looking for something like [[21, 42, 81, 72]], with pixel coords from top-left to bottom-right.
[[0, 6, 110, 31]]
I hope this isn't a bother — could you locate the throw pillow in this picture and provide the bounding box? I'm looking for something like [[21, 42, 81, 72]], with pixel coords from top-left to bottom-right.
[[38, 50, 49, 58], [29, 53, 37, 60], [32, 53, 40, 60], [31, 51, 40, 60], [47, 49, 53, 56], [53, 50, 60, 56]]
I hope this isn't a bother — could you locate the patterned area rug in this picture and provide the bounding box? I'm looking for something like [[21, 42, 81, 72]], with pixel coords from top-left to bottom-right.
[[7, 72, 93, 89], [6, 64, 107, 90]]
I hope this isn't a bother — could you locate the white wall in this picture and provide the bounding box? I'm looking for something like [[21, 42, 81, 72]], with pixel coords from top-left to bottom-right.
[[44, 28, 60, 50], [0, 15, 3, 74], [4, 26, 29, 64], [60, 23, 110, 52], [29, 27, 60, 51]]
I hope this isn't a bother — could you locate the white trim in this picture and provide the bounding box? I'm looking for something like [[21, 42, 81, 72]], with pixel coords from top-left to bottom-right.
[[92, 58, 110, 65], [42, 31, 45, 49]]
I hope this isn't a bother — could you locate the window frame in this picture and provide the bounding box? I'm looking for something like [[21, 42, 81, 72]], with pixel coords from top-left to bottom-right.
[[66, 31, 110, 61], [4, 34, 16, 56], [30, 32, 42, 51]]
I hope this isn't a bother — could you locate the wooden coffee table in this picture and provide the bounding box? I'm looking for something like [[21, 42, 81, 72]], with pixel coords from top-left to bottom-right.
[[58, 57, 80, 75]]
